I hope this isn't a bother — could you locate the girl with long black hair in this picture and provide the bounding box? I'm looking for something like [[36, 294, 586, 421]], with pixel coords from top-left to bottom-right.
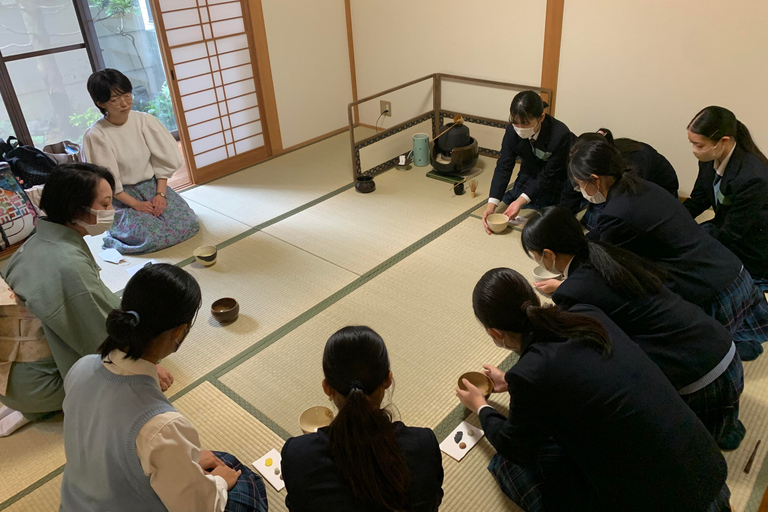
[[459, 268, 730, 511], [569, 136, 768, 361], [482, 90, 574, 234], [522, 205, 744, 449], [281, 326, 443, 512], [560, 129, 679, 231], [60, 264, 268, 512], [684, 106, 768, 287]]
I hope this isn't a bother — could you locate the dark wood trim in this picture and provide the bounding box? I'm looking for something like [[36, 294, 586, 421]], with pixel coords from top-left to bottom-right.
[[0, 51, 33, 145], [541, 0, 565, 115], [72, 0, 105, 71], [344, 0, 359, 124], [2, 43, 87, 62]]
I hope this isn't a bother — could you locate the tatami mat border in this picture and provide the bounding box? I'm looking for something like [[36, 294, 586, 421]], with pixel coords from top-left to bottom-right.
[[0, 468, 64, 510], [167, 195, 490, 405]]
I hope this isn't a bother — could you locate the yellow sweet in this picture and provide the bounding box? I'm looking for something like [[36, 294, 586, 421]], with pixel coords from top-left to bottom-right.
[[265, 458, 273, 467]]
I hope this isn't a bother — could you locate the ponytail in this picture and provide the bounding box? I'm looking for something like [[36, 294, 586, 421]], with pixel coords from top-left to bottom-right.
[[735, 120, 768, 167], [473, 268, 612, 357], [689, 106, 768, 167], [323, 327, 410, 512], [585, 241, 666, 297], [522, 206, 667, 299], [98, 263, 202, 360]]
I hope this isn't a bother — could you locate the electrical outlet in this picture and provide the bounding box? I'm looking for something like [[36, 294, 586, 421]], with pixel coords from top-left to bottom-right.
[[380, 100, 391, 117]]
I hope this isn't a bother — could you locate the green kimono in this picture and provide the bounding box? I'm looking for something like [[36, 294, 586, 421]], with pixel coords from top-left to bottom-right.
[[1, 220, 120, 419]]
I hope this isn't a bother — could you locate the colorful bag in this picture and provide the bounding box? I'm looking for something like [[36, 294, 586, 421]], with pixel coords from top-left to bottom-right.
[[0, 162, 36, 249]]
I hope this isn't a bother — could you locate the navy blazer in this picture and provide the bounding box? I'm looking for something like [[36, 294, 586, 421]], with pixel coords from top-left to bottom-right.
[[553, 250, 732, 389], [281, 422, 444, 512], [489, 114, 574, 201], [589, 176, 742, 305], [561, 138, 679, 213], [479, 305, 727, 512], [684, 145, 768, 280]]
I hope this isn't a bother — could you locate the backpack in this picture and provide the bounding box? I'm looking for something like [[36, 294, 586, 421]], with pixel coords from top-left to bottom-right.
[[0, 137, 57, 190]]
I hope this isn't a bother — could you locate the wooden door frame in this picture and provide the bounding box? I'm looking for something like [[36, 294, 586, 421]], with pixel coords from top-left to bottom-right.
[[541, 0, 565, 115], [148, 0, 278, 184]]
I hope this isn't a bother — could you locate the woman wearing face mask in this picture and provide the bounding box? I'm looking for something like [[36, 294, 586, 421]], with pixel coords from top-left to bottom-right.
[[83, 68, 199, 255], [458, 268, 730, 512], [60, 263, 268, 512], [569, 137, 768, 361], [0, 164, 173, 437], [684, 106, 768, 291], [522, 205, 744, 449], [281, 326, 444, 512], [482, 90, 574, 235], [560, 129, 679, 230]]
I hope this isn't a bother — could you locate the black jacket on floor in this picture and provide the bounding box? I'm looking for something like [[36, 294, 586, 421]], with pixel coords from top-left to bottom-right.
[[479, 304, 727, 512], [281, 421, 443, 512], [489, 114, 574, 202], [588, 176, 742, 305], [553, 250, 732, 389], [684, 144, 768, 280]]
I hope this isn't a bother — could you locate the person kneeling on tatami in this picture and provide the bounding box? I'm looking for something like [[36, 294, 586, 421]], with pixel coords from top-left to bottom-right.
[[59, 264, 268, 512]]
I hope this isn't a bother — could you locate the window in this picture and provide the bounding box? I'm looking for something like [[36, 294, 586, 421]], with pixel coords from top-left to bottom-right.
[[0, 0, 177, 147]]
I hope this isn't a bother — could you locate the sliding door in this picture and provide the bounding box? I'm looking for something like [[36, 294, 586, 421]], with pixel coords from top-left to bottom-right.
[[152, 0, 271, 182]]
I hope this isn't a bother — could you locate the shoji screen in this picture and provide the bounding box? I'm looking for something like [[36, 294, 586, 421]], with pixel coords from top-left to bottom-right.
[[153, 0, 271, 181]]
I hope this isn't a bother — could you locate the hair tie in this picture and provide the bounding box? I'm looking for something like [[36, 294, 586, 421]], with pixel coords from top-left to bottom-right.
[[349, 380, 363, 392], [520, 301, 534, 314], [126, 310, 140, 326]]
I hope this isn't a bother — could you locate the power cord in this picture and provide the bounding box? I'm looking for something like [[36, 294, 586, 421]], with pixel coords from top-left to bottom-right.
[[375, 110, 389, 132]]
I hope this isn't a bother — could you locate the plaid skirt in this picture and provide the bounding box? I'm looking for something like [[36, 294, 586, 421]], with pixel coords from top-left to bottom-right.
[[211, 451, 269, 512], [703, 267, 768, 359], [489, 446, 731, 512], [488, 443, 599, 512], [103, 177, 199, 255], [681, 349, 745, 450], [708, 483, 732, 512], [581, 202, 607, 232], [501, 172, 565, 211]]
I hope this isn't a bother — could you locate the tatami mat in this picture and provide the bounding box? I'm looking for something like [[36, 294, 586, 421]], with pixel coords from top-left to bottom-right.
[[158, 231, 357, 395], [262, 157, 498, 275], [220, 218, 536, 437], [173, 382, 288, 512], [0, 414, 63, 505], [3, 476, 61, 512], [439, 405, 522, 512], [86, 197, 250, 292], [724, 354, 768, 511], [181, 129, 374, 227]]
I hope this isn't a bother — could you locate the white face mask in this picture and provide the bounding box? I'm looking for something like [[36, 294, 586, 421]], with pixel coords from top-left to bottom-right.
[[536, 253, 559, 275], [75, 207, 114, 236], [580, 186, 607, 204], [514, 125, 537, 139], [692, 142, 721, 162]]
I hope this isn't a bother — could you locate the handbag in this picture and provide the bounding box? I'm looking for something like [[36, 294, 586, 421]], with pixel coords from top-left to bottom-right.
[[0, 137, 57, 189], [43, 140, 83, 165], [0, 162, 37, 249]]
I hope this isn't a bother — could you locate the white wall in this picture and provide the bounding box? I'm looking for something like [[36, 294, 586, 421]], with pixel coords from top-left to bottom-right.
[[261, 0, 354, 149], [556, 0, 768, 195], [350, 0, 547, 128]]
